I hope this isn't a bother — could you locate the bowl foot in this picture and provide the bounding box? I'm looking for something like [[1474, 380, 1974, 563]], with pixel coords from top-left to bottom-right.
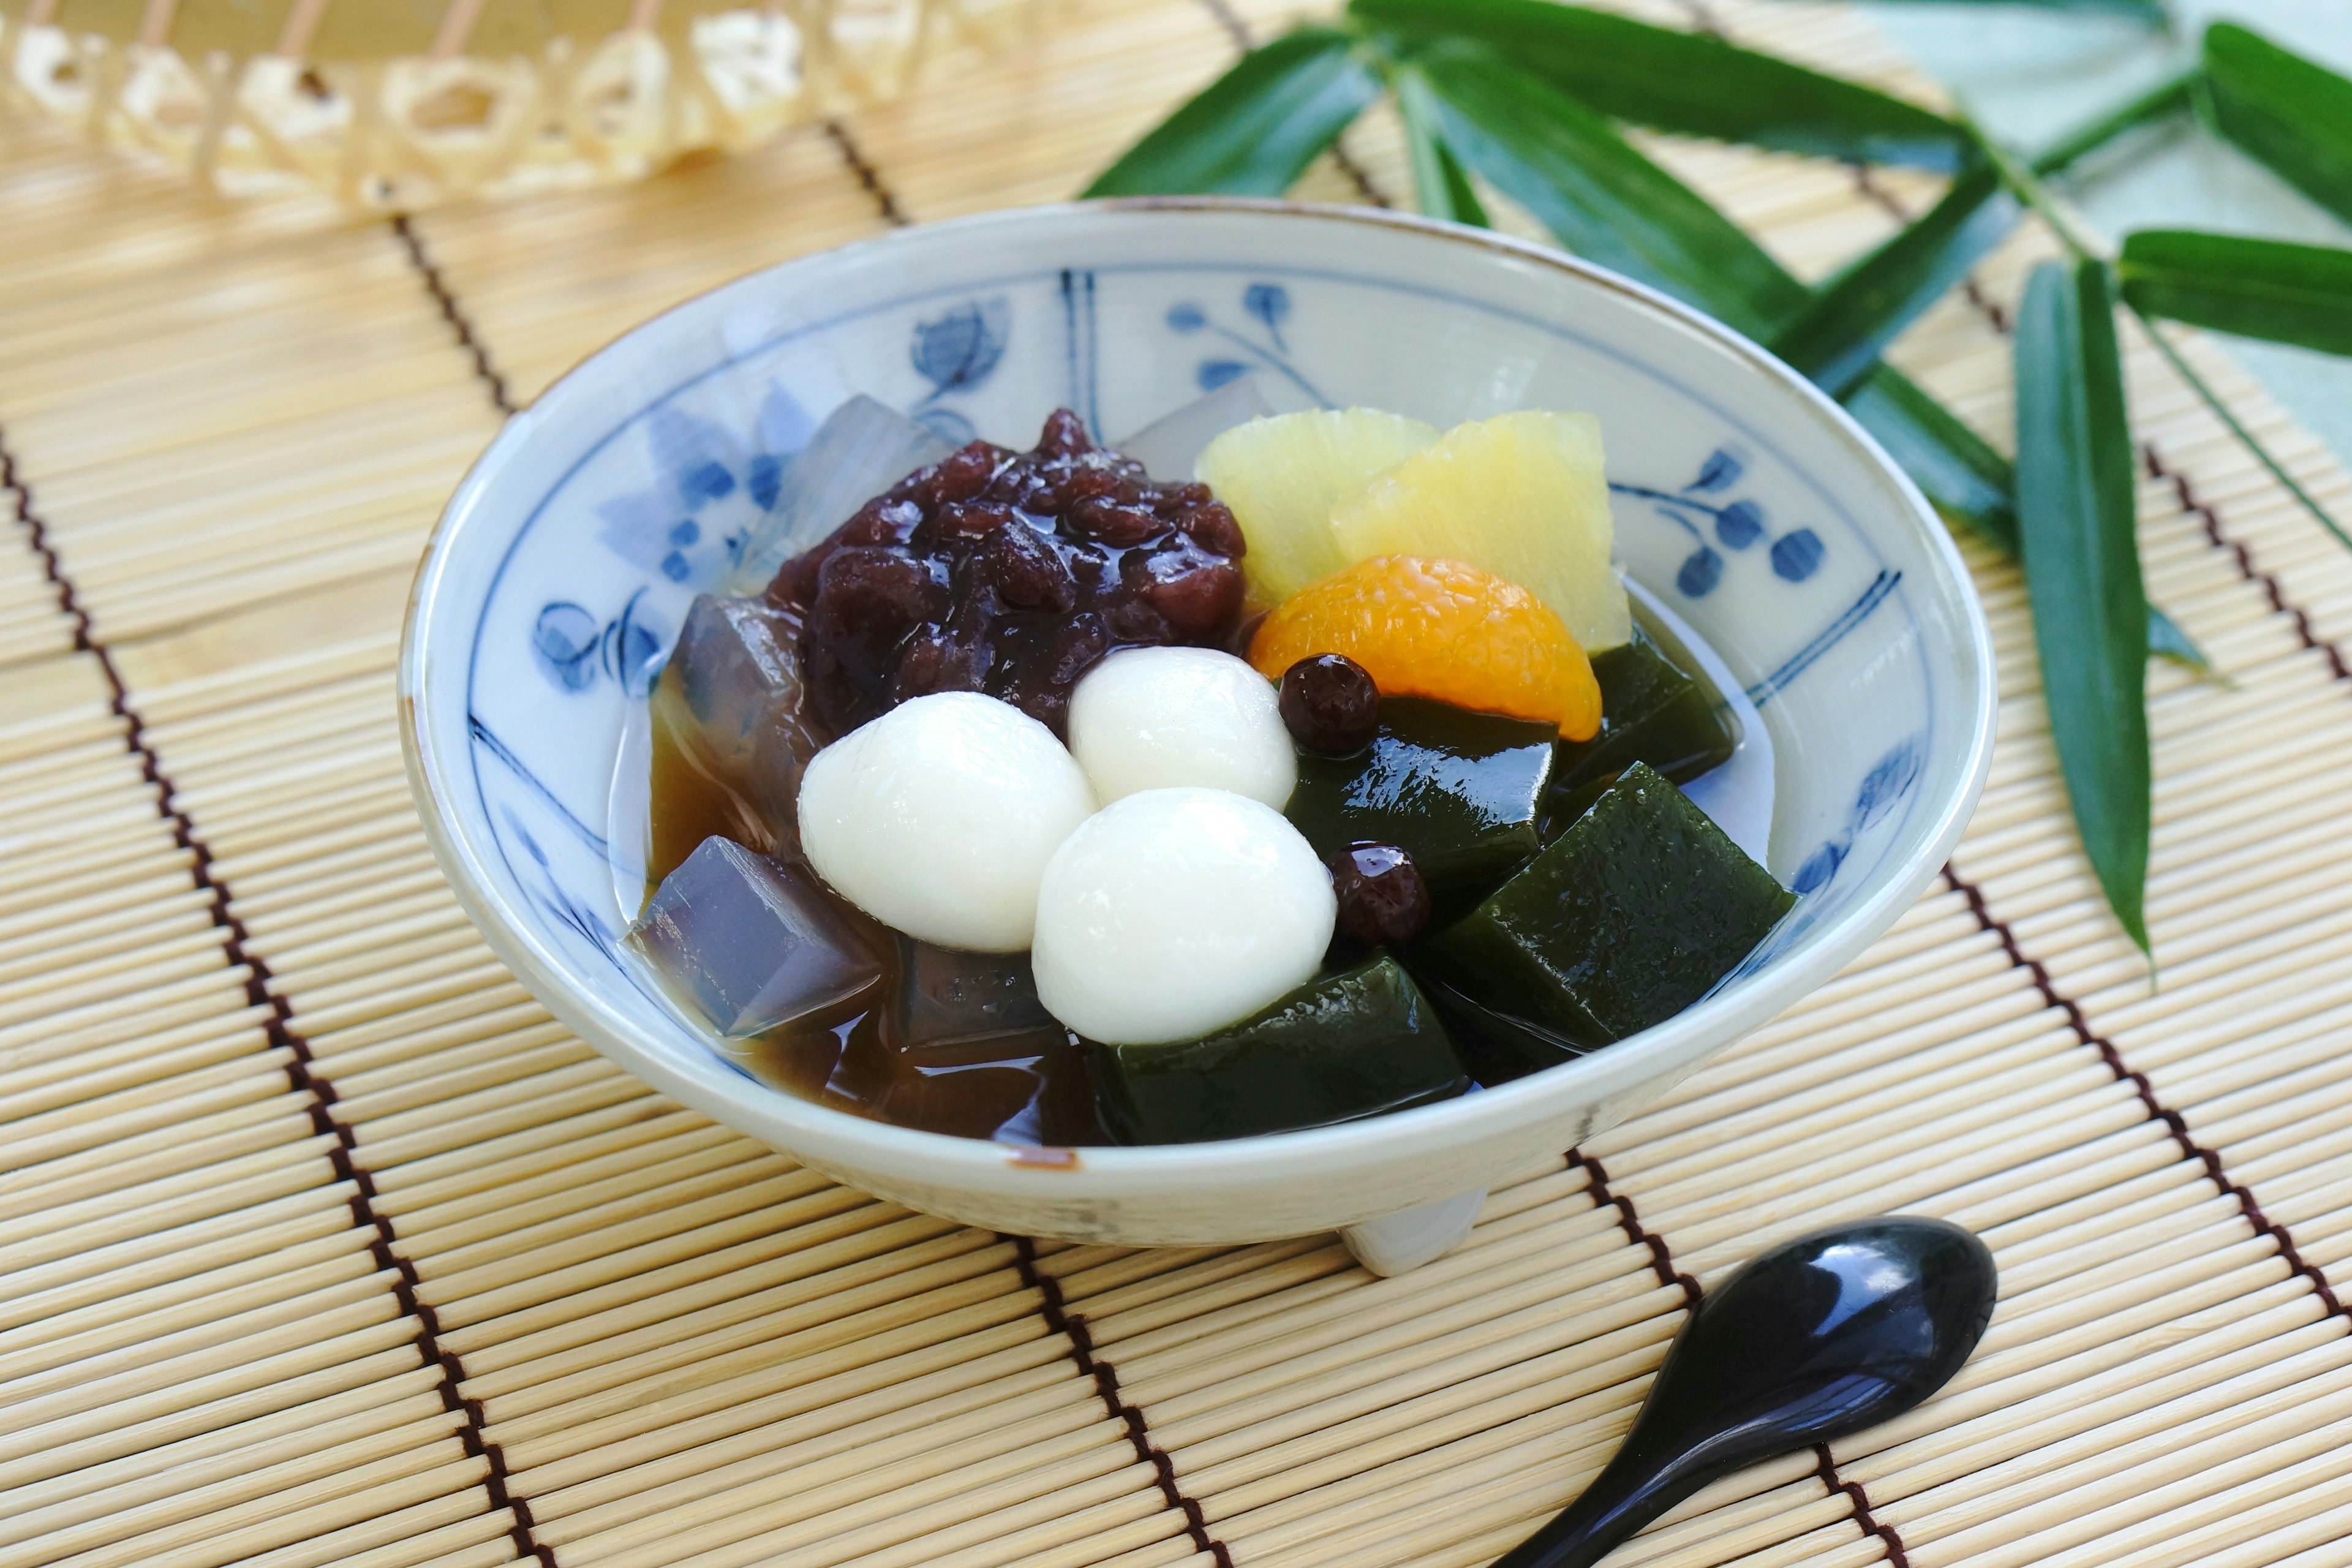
[[1341, 1187, 1486, 1276]]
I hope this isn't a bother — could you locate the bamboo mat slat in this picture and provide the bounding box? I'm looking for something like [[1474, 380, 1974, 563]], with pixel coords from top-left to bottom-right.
[[2, 0, 2351, 1564]]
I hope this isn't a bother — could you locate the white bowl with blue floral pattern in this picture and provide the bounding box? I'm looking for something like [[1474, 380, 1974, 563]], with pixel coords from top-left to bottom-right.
[[401, 200, 1997, 1261]]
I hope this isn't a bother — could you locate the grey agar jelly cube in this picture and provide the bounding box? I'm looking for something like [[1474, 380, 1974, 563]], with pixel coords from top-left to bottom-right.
[[723, 396, 956, 594], [667, 594, 804, 767], [654, 593, 826, 840], [627, 837, 883, 1036], [1113, 376, 1276, 482]]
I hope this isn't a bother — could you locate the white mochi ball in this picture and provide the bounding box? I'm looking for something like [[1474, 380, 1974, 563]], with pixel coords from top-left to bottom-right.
[[1066, 646, 1297, 809], [798, 692, 1097, 952], [1032, 788, 1336, 1045]]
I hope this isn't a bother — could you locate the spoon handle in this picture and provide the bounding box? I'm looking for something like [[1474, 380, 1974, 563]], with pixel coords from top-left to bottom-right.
[[1490, 1452, 1686, 1568]]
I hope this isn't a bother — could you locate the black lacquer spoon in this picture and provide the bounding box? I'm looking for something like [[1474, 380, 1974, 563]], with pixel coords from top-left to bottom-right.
[[1495, 1216, 1998, 1568]]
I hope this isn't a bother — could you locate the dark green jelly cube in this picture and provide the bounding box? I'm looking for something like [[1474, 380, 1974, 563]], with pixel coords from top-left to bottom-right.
[[1410, 965, 1596, 1085], [1428, 762, 1794, 1046], [1553, 614, 1736, 799], [1540, 769, 1623, 845], [1093, 956, 1468, 1144], [1286, 698, 1556, 891]]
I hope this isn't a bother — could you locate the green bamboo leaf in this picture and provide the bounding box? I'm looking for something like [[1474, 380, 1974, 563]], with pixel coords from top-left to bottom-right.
[[2029, 68, 2195, 177], [1394, 65, 1491, 227], [1352, 0, 1969, 170], [2119, 229, 2352, 356], [1409, 41, 1807, 339], [1844, 363, 2019, 550], [2201, 22, 2352, 227], [1084, 26, 1382, 198], [2015, 258, 2151, 953], [1773, 160, 2020, 397], [1844, 364, 2207, 673], [2144, 608, 2218, 678]]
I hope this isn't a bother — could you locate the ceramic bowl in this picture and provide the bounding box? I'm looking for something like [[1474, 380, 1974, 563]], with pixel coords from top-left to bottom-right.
[[401, 200, 1997, 1270]]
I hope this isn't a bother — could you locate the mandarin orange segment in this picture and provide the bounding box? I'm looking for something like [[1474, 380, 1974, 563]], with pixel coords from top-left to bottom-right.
[[1248, 555, 1602, 739]]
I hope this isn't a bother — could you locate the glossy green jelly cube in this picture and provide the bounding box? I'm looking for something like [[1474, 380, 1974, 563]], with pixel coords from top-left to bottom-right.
[[1094, 955, 1468, 1144], [1286, 698, 1556, 891], [1553, 614, 1736, 800], [1410, 965, 1597, 1085], [1429, 763, 1793, 1046]]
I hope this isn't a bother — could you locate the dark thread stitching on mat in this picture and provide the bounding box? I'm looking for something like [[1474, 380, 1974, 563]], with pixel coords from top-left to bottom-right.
[[1943, 865, 2350, 1327], [0, 427, 556, 1566], [1009, 1235, 1235, 1567], [1961, 277, 2012, 336], [825, 120, 911, 228], [1191, 0, 1393, 209], [1196, 0, 1251, 51], [2143, 443, 2352, 680], [391, 214, 517, 416], [1564, 1150, 1702, 1310], [1329, 141, 1395, 210], [1814, 1445, 1912, 1568]]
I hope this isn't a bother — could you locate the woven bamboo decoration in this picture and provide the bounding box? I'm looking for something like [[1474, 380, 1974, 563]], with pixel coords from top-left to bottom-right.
[[0, 0, 1060, 206]]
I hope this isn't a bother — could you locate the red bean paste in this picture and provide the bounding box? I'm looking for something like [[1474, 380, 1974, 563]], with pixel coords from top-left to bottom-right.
[[771, 409, 1247, 738]]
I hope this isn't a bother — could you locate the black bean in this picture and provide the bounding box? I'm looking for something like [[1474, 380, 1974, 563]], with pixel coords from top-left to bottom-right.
[[1280, 654, 1380, 755], [1327, 842, 1432, 947]]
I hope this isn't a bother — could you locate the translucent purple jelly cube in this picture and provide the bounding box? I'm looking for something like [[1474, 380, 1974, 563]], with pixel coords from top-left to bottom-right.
[[895, 941, 1058, 1052], [654, 594, 824, 833], [666, 594, 802, 766], [723, 396, 956, 594], [627, 837, 882, 1036]]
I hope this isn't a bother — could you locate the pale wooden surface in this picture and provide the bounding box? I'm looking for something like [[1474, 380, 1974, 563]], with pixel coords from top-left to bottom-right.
[[2, 2, 2351, 1566]]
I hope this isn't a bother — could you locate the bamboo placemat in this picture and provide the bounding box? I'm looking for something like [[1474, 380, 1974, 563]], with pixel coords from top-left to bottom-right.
[[4, 1, 2351, 1564]]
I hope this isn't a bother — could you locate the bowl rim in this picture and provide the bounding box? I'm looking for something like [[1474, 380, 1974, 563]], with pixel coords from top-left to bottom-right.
[[400, 196, 2000, 1196]]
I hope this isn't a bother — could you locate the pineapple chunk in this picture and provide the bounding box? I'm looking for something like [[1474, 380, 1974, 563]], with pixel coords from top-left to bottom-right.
[[1330, 411, 1629, 651], [1196, 409, 1440, 608]]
